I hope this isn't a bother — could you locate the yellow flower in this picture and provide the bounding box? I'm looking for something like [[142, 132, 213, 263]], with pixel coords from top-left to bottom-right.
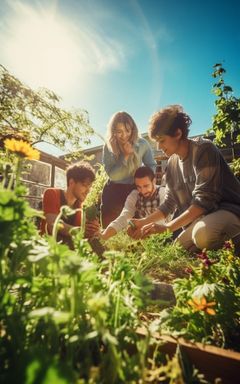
[[188, 296, 216, 315], [4, 138, 40, 160]]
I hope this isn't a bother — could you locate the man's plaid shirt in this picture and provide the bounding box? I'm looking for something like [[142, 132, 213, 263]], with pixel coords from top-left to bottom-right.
[[107, 186, 165, 233], [135, 186, 161, 218]]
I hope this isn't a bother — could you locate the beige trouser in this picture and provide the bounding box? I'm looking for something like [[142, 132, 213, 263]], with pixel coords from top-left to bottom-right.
[[176, 210, 240, 251]]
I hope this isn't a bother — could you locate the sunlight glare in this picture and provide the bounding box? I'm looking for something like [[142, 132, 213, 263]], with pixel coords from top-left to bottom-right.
[[4, 4, 81, 92]]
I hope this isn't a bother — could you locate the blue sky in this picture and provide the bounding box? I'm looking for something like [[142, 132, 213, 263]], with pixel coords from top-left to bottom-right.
[[0, 0, 240, 155]]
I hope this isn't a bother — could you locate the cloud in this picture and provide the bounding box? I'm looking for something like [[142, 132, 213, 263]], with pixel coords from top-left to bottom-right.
[[71, 24, 126, 73], [0, 0, 127, 90]]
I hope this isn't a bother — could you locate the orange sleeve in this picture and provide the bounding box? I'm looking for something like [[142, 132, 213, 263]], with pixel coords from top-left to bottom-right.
[[40, 189, 60, 235], [43, 189, 60, 215]]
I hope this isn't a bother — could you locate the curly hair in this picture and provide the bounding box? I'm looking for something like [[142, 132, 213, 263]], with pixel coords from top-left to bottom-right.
[[106, 111, 139, 157], [148, 105, 192, 140], [66, 161, 95, 186]]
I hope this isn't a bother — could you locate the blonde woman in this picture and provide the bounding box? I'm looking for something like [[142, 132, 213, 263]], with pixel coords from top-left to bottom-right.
[[101, 111, 156, 228]]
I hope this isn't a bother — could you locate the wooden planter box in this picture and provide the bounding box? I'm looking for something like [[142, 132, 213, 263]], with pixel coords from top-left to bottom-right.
[[137, 328, 240, 384], [147, 282, 240, 382]]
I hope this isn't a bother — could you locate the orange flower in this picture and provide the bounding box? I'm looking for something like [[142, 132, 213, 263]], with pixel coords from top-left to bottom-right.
[[188, 296, 216, 315], [4, 138, 40, 160]]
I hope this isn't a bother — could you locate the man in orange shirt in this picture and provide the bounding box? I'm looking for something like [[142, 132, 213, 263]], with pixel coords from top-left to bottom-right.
[[40, 161, 99, 247]]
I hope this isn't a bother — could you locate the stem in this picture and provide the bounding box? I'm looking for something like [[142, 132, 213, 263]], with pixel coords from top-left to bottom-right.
[[114, 289, 120, 329], [81, 207, 86, 236], [203, 313, 208, 338], [0, 249, 9, 292], [71, 275, 77, 317], [32, 263, 36, 278], [114, 271, 124, 328], [107, 257, 112, 288], [7, 170, 15, 190], [231, 125, 236, 160], [0, 251, 3, 291], [52, 208, 64, 240], [136, 252, 146, 271], [6, 157, 21, 190], [15, 157, 21, 186], [0, 165, 8, 188]]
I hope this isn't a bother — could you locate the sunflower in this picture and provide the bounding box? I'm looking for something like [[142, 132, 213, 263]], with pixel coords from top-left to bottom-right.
[[4, 138, 40, 160], [188, 296, 216, 315]]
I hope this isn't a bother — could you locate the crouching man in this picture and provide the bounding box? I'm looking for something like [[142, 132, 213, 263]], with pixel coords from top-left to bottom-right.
[[133, 105, 240, 252], [40, 161, 99, 248], [100, 166, 166, 241]]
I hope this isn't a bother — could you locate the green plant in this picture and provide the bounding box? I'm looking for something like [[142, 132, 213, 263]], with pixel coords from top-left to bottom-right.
[[83, 164, 108, 226], [156, 244, 240, 350], [107, 231, 194, 282], [0, 67, 219, 384], [144, 344, 209, 383], [0, 64, 94, 154], [208, 63, 240, 176], [0, 143, 164, 383]]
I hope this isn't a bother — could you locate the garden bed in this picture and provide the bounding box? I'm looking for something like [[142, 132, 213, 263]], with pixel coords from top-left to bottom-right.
[[1, 148, 240, 383], [137, 327, 240, 384]]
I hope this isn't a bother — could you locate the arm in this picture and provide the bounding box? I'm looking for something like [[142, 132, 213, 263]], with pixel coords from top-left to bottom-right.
[[141, 204, 205, 237], [130, 183, 175, 231], [132, 209, 166, 228], [101, 190, 138, 240], [167, 204, 205, 232], [128, 209, 165, 239], [100, 226, 117, 241], [141, 142, 221, 237], [191, 142, 222, 211]]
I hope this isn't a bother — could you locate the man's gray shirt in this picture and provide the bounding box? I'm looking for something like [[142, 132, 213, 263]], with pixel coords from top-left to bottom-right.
[[159, 138, 240, 218]]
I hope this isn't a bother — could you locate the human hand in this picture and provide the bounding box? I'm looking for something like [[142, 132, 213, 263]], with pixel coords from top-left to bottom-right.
[[127, 225, 143, 239], [127, 219, 146, 239], [85, 219, 100, 239], [126, 218, 147, 239], [99, 230, 108, 241], [131, 218, 146, 230], [122, 142, 134, 157], [141, 223, 167, 238]]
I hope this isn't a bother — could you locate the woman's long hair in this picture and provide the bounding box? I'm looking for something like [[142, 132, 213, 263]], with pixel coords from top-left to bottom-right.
[[106, 111, 141, 176], [106, 111, 139, 157]]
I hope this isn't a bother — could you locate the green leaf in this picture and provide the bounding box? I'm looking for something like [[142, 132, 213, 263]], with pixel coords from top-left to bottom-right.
[[29, 307, 70, 323], [223, 85, 233, 93], [192, 282, 218, 298], [85, 205, 99, 221]]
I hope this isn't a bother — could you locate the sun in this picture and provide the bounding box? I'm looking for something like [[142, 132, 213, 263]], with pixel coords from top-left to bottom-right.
[[3, 3, 81, 92]]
